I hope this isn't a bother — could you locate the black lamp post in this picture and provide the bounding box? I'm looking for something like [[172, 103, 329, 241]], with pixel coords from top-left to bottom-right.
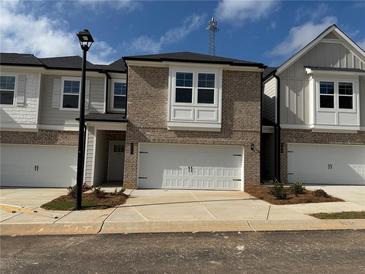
[[75, 29, 94, 210]]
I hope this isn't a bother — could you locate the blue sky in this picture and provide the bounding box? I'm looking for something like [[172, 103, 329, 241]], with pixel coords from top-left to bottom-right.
[[1, 0, 364, 66]]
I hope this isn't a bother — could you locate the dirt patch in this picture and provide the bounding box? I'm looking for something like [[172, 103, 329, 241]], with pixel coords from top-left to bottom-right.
[[311, 211, 365, 219], [41, 192, 129, 211], [246, 185, 343, 205]]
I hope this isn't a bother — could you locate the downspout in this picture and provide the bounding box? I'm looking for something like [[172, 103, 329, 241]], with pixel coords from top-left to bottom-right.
[[274, 74, 281, 182], [104, 71, 111, 113], [260, 71, 264, 184]]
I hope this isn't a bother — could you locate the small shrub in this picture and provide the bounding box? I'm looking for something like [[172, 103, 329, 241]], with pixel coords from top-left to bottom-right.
[[272, 179, 287, 200], [313, 189, 330, 198], [67, 183, 92, 198], [290, 181, 305, 195], [114, 187, 126, 195], [93, 188, 106, 198]]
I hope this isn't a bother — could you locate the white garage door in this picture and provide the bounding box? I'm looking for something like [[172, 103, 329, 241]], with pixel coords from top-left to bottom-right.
[[288, 144, 365, 185], [0, 144, 77, 187], [138, 143, 243, 190]]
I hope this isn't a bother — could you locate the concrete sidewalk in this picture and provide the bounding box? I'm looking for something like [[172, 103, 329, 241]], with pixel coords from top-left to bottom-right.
[[1, 188, 365, 235]]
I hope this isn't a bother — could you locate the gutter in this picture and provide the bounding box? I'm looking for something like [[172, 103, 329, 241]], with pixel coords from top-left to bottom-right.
[[274, 74, 281, 181], [103, 71, 111, 113]]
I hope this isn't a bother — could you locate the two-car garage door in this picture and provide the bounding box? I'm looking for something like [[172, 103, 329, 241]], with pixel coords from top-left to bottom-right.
[[138, 143, 244, 190], [0, 144, 77, 187], [288, 144, 365, 185]]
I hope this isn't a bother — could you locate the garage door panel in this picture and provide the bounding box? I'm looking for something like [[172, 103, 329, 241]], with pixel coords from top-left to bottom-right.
[[288, 144, 365, 185], [1, 145, 77, 187], [138, 143, 243, 190]]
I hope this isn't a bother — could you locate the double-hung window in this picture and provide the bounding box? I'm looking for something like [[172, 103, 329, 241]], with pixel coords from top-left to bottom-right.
[[112, 81, 127, 110], [319, 81, 334, 109], [175, 72, 193, 103], [0, 75, 16, 105], [338, 82, 353, 109], [62, 79, 80, 109]]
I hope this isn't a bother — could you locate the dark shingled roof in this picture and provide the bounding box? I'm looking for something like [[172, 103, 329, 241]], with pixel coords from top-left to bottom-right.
[[39, 56, 98, 71], [124, 51, 265, 68], [0, 53, 127, 73], [304, 66, 365, 73], [263, 67, 277, 79], [83, 113, 127, 122], [0, 53, 43, 66]]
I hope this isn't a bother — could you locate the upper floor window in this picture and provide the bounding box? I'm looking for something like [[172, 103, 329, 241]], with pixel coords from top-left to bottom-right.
[[174, 72, 216, 104], [319, 81, 334, 108], [338, 82, 353, 109], [0, 75, 16, 105], [113, 81, 127, 110], [62, 79, 80, 109]]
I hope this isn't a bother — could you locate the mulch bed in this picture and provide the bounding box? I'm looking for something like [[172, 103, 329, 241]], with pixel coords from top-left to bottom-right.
[[245, 185, 343, 205], [41, 192, 129, 211]]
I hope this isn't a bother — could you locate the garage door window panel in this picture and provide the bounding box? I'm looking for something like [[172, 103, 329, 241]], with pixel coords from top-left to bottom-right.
[[0, 75, 16, 105], [62, 80, 80, 109]]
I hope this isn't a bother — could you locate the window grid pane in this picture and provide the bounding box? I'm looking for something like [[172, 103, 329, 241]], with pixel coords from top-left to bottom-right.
[[64, 80, 80, 94], [62, 94, 79, 108], [176, 72, 193, 87], [320, 81, 334, 95], [339, 82, 353, 95], [114, 82, 127, 96], [198, 89, 214, 104], [198, 73, 215, 88], [0, 76, 15, 90], [175, 88, 192, 103], [0, 91, 14, 104]]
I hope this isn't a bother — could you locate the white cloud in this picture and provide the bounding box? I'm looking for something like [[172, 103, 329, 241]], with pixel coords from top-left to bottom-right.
[[215, 0, 276, 23], [76, 0, 138, 11], [0, 1, 115, 64], [129, 14, 205, 54], [269, 16, 337, 57]]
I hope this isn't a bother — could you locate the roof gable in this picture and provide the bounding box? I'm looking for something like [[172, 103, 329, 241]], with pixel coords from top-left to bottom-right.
[[277, 25, 365, 74]]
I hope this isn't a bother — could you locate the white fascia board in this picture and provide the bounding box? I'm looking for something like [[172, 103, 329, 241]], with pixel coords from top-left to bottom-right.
[[167, 121, 221, 132], [108, 72, 127, 79], [37, 124, 79, 131], [42, 69, 103, 78], [305, 68, 365, 76], [0, 123, 38, 131], [281, 123, 361, 132], [0, 65, 46, 73], [85, 121, 127, 131]]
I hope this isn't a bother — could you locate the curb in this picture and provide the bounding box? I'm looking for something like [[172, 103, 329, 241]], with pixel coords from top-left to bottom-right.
[[1, 219, 364, 236]]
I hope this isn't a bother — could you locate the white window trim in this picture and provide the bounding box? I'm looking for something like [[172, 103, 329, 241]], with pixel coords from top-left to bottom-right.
[[110, 79, 126, 112], [0, 73, 17, 107], [60, 76, 81, 111], [315, 77, 358, 114]]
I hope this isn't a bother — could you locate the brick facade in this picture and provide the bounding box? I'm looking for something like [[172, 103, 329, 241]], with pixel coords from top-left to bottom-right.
[[280, 129, 365, 183], [0, 130, 78, 146], [123, 65, 262, 189]]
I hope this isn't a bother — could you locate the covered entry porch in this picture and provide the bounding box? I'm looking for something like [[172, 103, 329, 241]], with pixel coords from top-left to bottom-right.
[[84, 115, 127, 187]]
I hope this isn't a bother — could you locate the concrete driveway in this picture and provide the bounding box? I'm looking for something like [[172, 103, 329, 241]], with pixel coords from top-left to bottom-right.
[[1, 186, 364, 234]]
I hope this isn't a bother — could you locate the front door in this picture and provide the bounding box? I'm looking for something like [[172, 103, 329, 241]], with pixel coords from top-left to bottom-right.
[[107, 141, 125, 182]]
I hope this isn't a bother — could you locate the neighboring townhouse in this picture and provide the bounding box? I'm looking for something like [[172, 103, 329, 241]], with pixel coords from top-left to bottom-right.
[[263, 25, 365, 185], [122, 52, 265, 190], [0, 53, 127, 187]]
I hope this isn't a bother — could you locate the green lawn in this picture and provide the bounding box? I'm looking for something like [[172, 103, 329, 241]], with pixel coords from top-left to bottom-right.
[[311, 211, 365, 219]]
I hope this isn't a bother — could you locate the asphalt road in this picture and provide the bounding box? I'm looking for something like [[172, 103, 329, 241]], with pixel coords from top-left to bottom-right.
[[1, 230, 365, 274]]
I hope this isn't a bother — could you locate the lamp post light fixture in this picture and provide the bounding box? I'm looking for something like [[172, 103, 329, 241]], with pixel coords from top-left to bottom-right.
[[75, 29, 94, 210]]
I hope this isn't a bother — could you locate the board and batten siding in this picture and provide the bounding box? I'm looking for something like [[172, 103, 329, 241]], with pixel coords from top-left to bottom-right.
[[0, 70, 41, 128], [263, 77, 277, 123], [38, 75, 105, 126], [84, 126, 95, 184], [279, 39, 365, 127]]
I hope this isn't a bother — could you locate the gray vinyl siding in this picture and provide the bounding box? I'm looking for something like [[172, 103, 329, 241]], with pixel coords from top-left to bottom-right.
[[263, 77, 277, 123], [279, 39, 365, 126], [84, 126, 95, 184], [0, 69, 40, 127], [38, 75, 105, 126]]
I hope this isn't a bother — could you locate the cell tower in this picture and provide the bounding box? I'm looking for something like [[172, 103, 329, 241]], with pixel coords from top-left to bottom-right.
[[207, 17, 218, 55]]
